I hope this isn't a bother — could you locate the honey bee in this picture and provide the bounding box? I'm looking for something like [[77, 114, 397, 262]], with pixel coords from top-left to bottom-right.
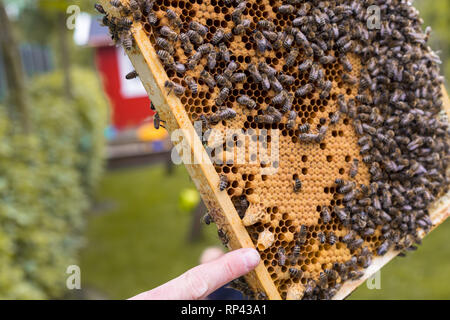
[[166, 9, 182, 28], [254, 114, 275, 124], [269, 77, 283, 93], [132, 8, 142, 22], [329, 111, 340, 125], [289, 267, 303, 279], [318, 272, 328, 289], [339, 54, 353, 72], [231, 2, 246, 24], [207, 50, 217, 70], [298, 123, 310, 133], [283, 33, 294, 50], [318, 231, 326, 244], [325, 269, 339, 281], [187, 51, 202, 70], [219, 174, 229, 191], [290, 244, 302, 264], [154, 113, 165, 129], [281, 94, 293, 114], [258, 62, 277, 78], [142, 0, 154, 15], [299, 133, 319, 143], [147, 12, 158, 25], [237, 95, 257, 109], [197, 44, 213, 56], [179, 33, 194, 55], [160, 26, 178, 41], [342, 230, 356, 244], [248, 63, 263, 83], [184, 76, 198, 95], [277, 73, 295, 86], [209, 108, 237, 123], [304, 279, 315, 297], [272, 90, 287, 106], [335, 207, 349, 226], [272, 32, 285, 50], [295, 84, 314, 97], [233, 19, 251, 35], [309, 63, 320, 82], [94, 3, 106, 14], [215, 74, 232, 89], [321, 206, 331, 224], [200, 70, 216, 89], [215, 87, 230, 106], [296, 225, 307, 245], [257, 291, 268, 300], [157, 50, 175, 66], [231, 72, 246, 83], [262, 30, 278, 42], [224, 61, 238, 79], [156, 37, 174, 55], [278, 247, 287, 266], [219, 43, 231, 62], [253, 30, 270, 53], [217, 228, 229, 246], [201, 213, 213, 225], [257, 20, 275, 31], [328, 232, 337, 245], [211, 29, 225, 45], [189, 21, 208, 36], [319, 81, 332, 99], [342, 73, 358, 85], [349, 159, 359, 178], [319, 55, 336, 65], [348, 270, 364, 280], [286, 111, 297, 130], [129, 0, 139, 10], [293, 179, 302, 193], [117, 17, 133, 29], [187, 30, 203, 45], [278, 4, 294, 14], [125, 70, 138, 80], [121, 31, 134, 51], [285, 48, 299, 68], [164, 80, 186, 96]]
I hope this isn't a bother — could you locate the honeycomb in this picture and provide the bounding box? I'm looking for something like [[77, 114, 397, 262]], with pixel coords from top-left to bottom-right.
[[98, 0, 450, 299]]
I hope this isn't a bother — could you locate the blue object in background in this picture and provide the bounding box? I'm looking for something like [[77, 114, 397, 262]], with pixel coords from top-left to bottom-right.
[[104, 125, 118, 141], [152, 140, 164, 152], [207, 284, 246, 300]]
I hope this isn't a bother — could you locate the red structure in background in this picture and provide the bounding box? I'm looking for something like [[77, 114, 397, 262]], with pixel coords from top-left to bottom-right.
[[95, 46, 152, 129]]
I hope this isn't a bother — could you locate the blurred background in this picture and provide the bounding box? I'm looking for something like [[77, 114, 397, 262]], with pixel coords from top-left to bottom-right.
[[0, 0, 448, 299]]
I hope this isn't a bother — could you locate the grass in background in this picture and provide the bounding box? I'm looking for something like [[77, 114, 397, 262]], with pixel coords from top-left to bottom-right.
[[80, 164, 220, 299], [350, 218, 450, 299], [81, 165, 450, 299]]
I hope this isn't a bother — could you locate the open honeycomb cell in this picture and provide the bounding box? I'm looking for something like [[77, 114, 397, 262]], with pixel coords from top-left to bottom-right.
[[98, 0, 450, 300]]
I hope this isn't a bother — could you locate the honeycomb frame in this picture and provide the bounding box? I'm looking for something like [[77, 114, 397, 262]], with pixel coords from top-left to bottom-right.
[[98, 0, 450, 300]]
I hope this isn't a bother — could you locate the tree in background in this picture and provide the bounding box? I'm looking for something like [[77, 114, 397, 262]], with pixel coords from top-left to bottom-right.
[[0, 0, 29, 132], [0, 0, 108, 298]]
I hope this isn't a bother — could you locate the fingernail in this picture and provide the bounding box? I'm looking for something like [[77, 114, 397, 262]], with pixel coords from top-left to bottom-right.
[[242, 248, 260, 270]]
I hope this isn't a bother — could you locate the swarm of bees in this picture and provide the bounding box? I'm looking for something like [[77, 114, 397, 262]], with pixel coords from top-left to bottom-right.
[[97, 0, 449, 300]]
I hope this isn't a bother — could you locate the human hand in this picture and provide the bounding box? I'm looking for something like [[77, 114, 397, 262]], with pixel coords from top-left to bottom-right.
[[129, 248, 260, 300]]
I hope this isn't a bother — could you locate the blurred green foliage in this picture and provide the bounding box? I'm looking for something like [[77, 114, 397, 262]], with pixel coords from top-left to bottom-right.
[[0, 68, 108, 299], [415, 0, 450, 86], [81, 165, 220, 299]]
